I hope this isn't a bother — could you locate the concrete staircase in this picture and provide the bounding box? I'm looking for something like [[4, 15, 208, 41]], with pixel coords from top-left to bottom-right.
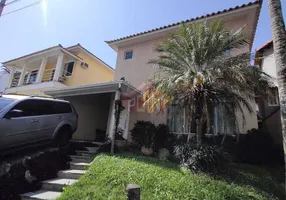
[[21, 143, 102, 200]]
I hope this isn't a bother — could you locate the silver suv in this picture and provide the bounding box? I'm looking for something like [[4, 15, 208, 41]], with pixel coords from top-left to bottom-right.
[[0, 95, 78, 152]]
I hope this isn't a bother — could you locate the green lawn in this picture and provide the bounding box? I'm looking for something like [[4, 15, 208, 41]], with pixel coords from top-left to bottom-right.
[[58, 154, 284, 200]]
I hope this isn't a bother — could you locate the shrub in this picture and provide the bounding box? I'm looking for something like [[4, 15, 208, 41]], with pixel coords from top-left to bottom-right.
[[154, 124, 176, 151], [203, 129, 282, 164], [131, 121, 157, 148], [174, 143, 227, 173]]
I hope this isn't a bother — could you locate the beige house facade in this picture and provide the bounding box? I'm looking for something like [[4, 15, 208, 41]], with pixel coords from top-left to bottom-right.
[[255, 41, 282, 145], [46, 1, 263, 141]]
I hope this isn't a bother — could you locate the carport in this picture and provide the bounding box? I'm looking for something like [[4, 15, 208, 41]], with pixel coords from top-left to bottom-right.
[[45, 81, 141, 141]]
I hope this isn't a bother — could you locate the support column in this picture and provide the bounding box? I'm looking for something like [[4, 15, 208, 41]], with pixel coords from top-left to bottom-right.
[[7, 67, 15, 88], [111, 90, 121, 154], [53, 53, 64, 81], [18, 63, 27, 86], [36, 57, 47, 83]]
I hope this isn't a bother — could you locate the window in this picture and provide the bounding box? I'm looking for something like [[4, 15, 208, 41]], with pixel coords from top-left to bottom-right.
[[10, 71, 21, 87], [214, 105, 236, 135], [27, 70, 38, 84], [10, 100, 40, 117], [124, 50, 133, 60], [268, 88, 279, 106], [36, 100, 72, 115], [55, 102, 72, 114], [63, 62, 74, 77], [168, 104, 195, 134], [9, 99, 72, 118]]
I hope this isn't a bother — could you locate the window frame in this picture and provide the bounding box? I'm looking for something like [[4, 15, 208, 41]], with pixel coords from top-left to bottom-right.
[[27, 69, 39, 84], [124, 50, 133, 60], [10, 71, 21, 87], [268, 88, 279, 107], [63, 61, 75, 77]]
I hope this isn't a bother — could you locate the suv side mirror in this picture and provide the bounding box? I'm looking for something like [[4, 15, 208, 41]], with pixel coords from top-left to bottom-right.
[[5, 109, 23, 119]]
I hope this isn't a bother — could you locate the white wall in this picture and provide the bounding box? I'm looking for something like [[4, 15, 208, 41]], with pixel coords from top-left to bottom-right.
[[64, 93, 111, 141], [0, 70, 9, 93], [261, 48, 277, 85]]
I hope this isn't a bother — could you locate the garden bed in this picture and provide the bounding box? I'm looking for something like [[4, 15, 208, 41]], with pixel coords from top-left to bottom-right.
[[58, 153, 285, 200]]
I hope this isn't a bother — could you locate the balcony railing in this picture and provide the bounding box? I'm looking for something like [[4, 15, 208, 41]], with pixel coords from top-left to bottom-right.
[[9, 68, 72, 88]]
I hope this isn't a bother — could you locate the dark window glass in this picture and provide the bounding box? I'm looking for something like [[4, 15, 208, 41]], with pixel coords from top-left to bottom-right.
[[11, 100, 40, 117], [28, 70, 38, 84], [66, 62, 74, 76], [10, 99, 72, 117], [53, 102, 72, 114], [124, 51, 133, 60]]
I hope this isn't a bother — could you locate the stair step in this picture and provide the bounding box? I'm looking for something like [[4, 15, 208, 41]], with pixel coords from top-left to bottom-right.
[[58, 169, 86, 179], [70, 162, 90, 170], [86, 147, 100, 153], [70, 155, 93, 163], [21, 190, 61, 200], [75, 150, 94, 156], [92, 141, 104, 146], [42, 178, 77, 192]]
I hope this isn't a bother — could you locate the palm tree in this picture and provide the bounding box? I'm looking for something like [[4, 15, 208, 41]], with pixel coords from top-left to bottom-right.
[[268, 0, 286, 186], [143, 20, 271, 144]]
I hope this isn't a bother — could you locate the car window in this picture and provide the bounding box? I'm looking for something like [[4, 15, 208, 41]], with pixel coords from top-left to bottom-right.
[[54, 102, 72, 114], [0, 97, 15, 112], [11, 99, 39, 117], [9, 99, 72, 117]]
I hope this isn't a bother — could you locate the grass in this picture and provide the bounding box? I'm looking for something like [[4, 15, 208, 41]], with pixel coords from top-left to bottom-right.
[[58, 153, 285, 200]]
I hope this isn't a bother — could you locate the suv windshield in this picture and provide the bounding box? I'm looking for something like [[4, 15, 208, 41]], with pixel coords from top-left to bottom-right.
[[0, 97, 16, 112]]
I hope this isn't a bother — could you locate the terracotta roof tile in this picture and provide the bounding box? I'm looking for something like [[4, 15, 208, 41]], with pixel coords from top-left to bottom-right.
[[106, 0, 262, 44]]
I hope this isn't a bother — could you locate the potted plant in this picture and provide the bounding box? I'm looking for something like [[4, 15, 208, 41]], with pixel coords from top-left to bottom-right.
[[131, 121, 156, 155]]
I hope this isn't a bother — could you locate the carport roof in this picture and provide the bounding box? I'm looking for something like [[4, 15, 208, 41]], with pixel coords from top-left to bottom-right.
[[45, 81, 142, 99]]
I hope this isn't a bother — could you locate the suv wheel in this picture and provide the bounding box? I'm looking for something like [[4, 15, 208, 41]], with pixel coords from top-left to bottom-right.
[[54, 129, 71, 147]]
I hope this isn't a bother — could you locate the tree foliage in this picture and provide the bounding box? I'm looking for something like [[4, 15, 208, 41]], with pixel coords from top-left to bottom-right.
[[143, 20, 271, 143]]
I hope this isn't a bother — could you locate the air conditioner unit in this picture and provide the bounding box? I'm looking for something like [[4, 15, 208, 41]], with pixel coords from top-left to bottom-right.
[[80, 62, 89, 69]]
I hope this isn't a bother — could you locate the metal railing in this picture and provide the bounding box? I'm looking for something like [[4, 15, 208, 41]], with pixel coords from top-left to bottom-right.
[[9, 68, 72, 88], [42, 68, 72, 83]]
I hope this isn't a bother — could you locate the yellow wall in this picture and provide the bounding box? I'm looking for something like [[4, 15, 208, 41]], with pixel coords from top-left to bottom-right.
[[64, 51, 114, 86]]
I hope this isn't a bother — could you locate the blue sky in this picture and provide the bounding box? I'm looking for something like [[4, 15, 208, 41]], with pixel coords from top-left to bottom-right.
[[0, 0, 285, 68]]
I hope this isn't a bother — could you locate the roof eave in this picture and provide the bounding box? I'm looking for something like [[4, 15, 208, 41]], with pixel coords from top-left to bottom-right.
[[106, 1, 261, 51]]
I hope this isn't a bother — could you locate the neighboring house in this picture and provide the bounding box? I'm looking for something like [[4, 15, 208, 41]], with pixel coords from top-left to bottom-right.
[[46, 1, 262, 141], [2, 44, 114, 96], [255, 40, 282, 145], [0, 67, 10, 93]]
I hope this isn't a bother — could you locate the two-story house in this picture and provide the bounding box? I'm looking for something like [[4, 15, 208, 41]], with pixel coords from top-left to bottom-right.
[[255, 40, 283, 146], [45, 1, 262, 142], [2, 44, 114, 96], [0, 67, 10, 93]]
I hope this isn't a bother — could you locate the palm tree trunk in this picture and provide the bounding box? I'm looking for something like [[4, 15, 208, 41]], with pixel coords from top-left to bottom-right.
[[268, 0, 286, 188], [196, 117, 203, 145]]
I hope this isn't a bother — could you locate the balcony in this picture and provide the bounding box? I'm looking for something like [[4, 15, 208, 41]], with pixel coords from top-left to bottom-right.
[[4, 50, 80, 95]]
